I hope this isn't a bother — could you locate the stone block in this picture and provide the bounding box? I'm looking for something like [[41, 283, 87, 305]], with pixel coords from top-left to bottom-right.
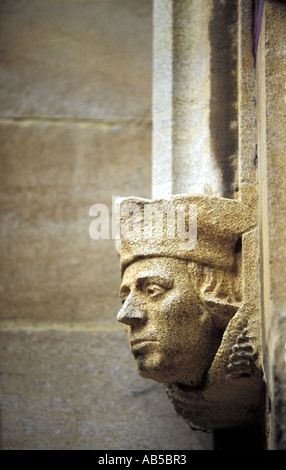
[[238, 0, 257, 193], [257, 1, 286, 449], [0, 0, 152, 120], [0, 121, 151, 324], [0, 329, 213, 450]]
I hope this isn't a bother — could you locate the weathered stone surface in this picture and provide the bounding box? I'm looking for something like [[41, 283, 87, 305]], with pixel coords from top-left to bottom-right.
[[0, 0, 221, 453], [0, 122, 151, 324], [238, 0, 258, 207], [257, 1, 286, 450], [116, 194, 264, 429], [117, 194, 256, 273], [152, 0, 239, 199], [153, 0, 220, 198], [0, 0, 152, 120], [0, 329, 213, 450]]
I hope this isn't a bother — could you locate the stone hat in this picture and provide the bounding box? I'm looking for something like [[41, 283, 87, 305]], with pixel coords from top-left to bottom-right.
[[116, 194, 256, 275]]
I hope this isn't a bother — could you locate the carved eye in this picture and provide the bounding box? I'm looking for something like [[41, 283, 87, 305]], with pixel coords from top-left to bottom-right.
[[119, 287, 130, 305], [146, 284, 165, 298]]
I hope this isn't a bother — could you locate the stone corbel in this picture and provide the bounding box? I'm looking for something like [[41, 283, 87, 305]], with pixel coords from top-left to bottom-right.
[[116, 193, 264, 430]]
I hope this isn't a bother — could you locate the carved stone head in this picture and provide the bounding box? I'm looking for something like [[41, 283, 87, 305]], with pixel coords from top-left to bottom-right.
[[118, 256, 236, 388], [118, 256, 214, 386], [116, 194, 263, 429]]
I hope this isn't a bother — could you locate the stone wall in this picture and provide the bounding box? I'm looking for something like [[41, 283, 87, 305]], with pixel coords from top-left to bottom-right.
[[257, 0, 286, 450], [0, 0, 213, 450]]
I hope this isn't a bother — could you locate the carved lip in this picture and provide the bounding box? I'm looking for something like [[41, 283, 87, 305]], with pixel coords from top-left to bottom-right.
[[130, 338, 158, 347]]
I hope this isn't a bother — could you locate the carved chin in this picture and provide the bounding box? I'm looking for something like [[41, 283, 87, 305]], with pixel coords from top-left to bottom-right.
[[133, 350, 169, 383], [134, 353, 205, 387], [136, 360, 172, 383]]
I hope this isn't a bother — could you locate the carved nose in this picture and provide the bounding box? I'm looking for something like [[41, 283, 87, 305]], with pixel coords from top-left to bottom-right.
[[117, 296, 146, 326]]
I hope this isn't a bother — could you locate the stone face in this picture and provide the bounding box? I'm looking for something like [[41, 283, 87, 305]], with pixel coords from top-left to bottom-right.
[[0, 329, 213, 450], [116, 194, 264, 429], [0, 121, 151, 324], [118, 257, 223, 387], [0, 0, 152, 120]]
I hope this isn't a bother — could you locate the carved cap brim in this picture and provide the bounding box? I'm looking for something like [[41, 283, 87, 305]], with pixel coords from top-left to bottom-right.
[[116, 194, 256, 275]]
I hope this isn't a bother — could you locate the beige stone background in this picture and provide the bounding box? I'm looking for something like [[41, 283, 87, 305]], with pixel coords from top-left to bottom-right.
[[0, 0, 213, 450]]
